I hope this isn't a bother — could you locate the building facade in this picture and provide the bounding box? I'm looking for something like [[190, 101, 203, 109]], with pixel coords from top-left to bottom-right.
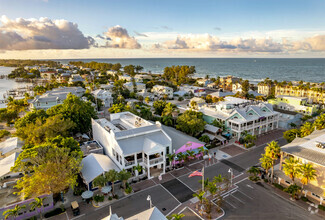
[[151, 85, 174, 99], [200, 97, 279, 139], [92, 112, 172, 179]]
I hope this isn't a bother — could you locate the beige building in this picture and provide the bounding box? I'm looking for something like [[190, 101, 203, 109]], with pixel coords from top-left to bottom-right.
[[275, 129, 325, 204], [219, 76, 240, 91], [275, 85, 325, 104], [258, 84, 274, 96]]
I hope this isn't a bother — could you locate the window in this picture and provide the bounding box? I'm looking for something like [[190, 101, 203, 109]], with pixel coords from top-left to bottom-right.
[[112, 149, 116, 156]]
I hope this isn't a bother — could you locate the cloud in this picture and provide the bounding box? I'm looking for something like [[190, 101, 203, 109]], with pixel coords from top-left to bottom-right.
[[156, 33, 325, 53], [0, 15, 94, 50], [134, 31, 148, 37], [102, 25, 141, 49], [214, 27, 221, 31], [161, 25, 173, 30]]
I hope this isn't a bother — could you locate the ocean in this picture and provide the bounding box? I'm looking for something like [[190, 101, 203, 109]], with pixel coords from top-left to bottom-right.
[[56, 58, 325, 83]]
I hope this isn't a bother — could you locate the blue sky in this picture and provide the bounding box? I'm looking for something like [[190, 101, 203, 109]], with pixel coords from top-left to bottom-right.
[[0, 0, 325, 58]]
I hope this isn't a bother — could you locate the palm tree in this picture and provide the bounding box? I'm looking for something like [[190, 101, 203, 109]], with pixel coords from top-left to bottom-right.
[[259, 154, 273, 180], [247, 166, 260, 182], [193, 191, 205, 210], [198, 146, 205, 159], [186, 150, 195, 160], [264, 141, 281, 183], [298, 163, 317, 195], [314, 114, 325, 130], [176, 152, 184, 166], [284, 184, 301, 200], [162, 115, 173, 126], [207, 181, 218, 198], [118, 169, 132, 190], [167, 213, 185, 220], [3, 205, 26, 220], [213, 174, 225, 184], [162, 103, 176, 117], [300, 122, 314, 137], [166, 153, 176, 168], [190, 101, 198, 110], [30, 197, 45, 219], [199, 177, 210, 191], [105, 169, 119, 196], [282, 157, 300, 184], [93, 175, 107, 192]]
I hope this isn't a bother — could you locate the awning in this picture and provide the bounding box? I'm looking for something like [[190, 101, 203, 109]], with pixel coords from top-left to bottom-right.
[[215, 135, 226, 142], [204, 124, 220, 133]]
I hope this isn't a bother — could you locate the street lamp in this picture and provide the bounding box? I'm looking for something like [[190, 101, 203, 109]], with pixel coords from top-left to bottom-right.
[[228, 168, 233, 187], [147, 195, 152, 208]]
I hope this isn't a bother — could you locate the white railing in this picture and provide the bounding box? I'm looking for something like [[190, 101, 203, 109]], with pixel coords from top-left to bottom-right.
[[143, 157, 164, 166]]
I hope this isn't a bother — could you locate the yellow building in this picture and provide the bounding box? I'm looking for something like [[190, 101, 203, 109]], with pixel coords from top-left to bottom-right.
[[219, 75, 240, 91], [275, 129, 325, 204], [275, 85, 325, 104]]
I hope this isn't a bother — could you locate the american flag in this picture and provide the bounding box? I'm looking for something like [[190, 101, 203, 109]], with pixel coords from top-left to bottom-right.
[[189, 169, 203, 177]]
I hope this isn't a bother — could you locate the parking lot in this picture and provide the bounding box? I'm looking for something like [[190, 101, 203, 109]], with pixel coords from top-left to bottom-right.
[[221, 179, 323, 220]]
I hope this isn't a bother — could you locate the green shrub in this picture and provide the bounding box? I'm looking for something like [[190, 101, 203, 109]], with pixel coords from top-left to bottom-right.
[[318, 204, 325, 211], [125, 187, 132, 194], [249, 176, 260, 182], [108, 196, 112, 200], [301, 196, 309, 202], [263, 179, 268, 183], [0, 130, 10, 138], [273, 183, 285, 191], [113, 194, 119, 199], [94, 194, 104, 203]]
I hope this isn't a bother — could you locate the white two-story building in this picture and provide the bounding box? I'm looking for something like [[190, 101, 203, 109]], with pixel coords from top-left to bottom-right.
[[151, 85, 174, 99], [200, 97, 280, 139], [92, 112, 172, 179], [91, 89, 113, 107], [30, 87, 85, 110]]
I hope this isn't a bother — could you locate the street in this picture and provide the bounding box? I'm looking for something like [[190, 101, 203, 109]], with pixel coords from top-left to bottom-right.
[[72, 137, 319, 220]]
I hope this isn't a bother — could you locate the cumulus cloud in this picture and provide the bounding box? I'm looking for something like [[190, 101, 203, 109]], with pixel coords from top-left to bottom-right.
[[103, 25, 141, 49], [156, 33, 325, 53], [0, 15, 94, 50], [134, 31, 148, 37]]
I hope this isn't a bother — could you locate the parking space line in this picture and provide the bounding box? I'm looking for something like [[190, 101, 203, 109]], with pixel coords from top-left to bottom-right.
[[177, 177, 197, 192], [224, 200, 237, 209], [234, 176, 248, 185], [159, 184, 182, 205], [231, 193, 245, 204], [237, 190, 253, 200], [166, 203, 182, 216]]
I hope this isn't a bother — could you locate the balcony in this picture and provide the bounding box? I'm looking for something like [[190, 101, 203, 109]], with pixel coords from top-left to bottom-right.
[[124, 159, 135, 167], [143, 157, 164, 166]]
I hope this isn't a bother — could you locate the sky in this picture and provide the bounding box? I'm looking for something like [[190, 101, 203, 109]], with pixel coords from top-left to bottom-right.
[[0, 0, 325, 59]]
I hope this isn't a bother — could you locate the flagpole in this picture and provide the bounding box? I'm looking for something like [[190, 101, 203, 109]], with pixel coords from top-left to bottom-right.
[[202, 166, 204, 192]]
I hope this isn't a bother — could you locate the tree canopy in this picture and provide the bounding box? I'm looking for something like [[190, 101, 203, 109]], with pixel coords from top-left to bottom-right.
[[163, 65, 195, 85], [46, 94, 97, 134], [176, 110, 206, 136]]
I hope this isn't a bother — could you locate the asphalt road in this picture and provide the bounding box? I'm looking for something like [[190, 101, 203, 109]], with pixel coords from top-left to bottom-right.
[[78, 185, 180, 219], [227, 137, 287, 170], [221, 179, 322, 220]]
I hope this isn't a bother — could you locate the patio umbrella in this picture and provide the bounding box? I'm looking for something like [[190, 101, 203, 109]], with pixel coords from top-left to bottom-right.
[[81, 190, 94, 199], [101, 186, 112, 194]]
